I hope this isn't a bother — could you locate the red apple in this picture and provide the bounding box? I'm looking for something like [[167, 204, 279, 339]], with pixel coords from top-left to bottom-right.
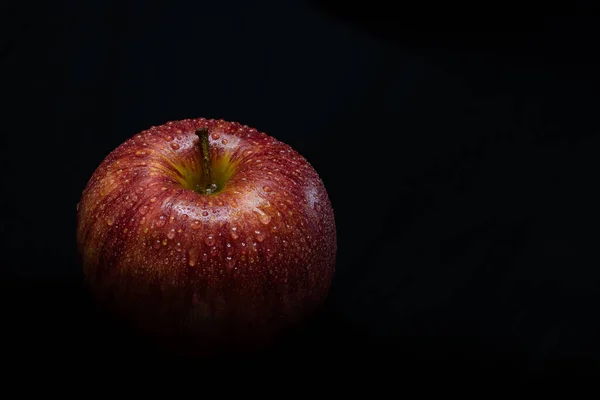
[[76, 118, 336, 356]]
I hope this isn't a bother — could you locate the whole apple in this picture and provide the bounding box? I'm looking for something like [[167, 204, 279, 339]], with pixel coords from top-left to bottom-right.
[[76, 118, 336, 356]]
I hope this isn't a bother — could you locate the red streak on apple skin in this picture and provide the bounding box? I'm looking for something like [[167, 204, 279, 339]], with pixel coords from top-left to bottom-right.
[[76, 118, 336, 356]]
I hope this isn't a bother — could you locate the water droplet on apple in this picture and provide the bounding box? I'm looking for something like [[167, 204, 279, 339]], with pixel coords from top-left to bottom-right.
[[167, 229, 176, 239], [314, 202, 322, 212], [265, 246, 274, 259], [150, 197, 157, 203], [255, 230, 266, 242], [221, 139, 228, 145], [263, 186, 271, 192], [202, 211, 208, 216], [163, 134, 174, 141], [176, 242, 181, 251], [243, 150, 252, 157], [170, 142, 180, 150], [156, 215, 167, 227], [188, 247, 199, 267], [106, 218, 114, 226], [202, 253, 208, 261], [204, 234, 215, 246], [139, 205, 149, 215], [135, 186, 145, 194], [153, 240, 161, 249], [182, 214, 189, 221], [253, 207, 271, 225], [191, 220, 202, 230], [135, 150, 149, 158], [230, 226, 239, 239], [226, 256, 236, 269], [162, 239, 167, 246], [211, 132, 220, 140]]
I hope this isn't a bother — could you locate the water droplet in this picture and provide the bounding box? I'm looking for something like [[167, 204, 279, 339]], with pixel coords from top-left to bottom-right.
[[255, 230, 266, 242], [153, 240, 161, 249], [135, 186, 145, 194], [210, 246, 218, 256], [106, 218, 114, 226], [230, 226, 239, 239], [170, 142, 180, 150], [253, 207, 271, 225], [182, 214, 189, 221], [263, 186, 271, 192], [265, 246, 274, 259], [135, 150, 149, 158], [202, 253, 208, 261], [167, 229, 175, 239], [163, 134, 174, 141], [162, 239, 167, 246], [176, 242, 181, 251], [150, 197, 157, 203], [204, 234, 215, 246], [191, 220, 202, 229], [161, 187, 167, 191], [202, 211, 208, 216], [243, 150, 253, 157], [314, 202, 322, 212], [156, 215, 167, 227], [188, 247, 199, 267], [226, 256, 236, 269]]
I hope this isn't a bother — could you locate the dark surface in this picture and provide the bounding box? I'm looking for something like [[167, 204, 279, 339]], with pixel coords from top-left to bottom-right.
[[2, 0, 600, 380]]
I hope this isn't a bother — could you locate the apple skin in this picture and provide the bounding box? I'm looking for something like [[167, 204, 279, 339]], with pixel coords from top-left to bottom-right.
[[76, 118, 336, 356]]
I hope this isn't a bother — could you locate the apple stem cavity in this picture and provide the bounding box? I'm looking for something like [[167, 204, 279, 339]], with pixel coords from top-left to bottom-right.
[[196, 128, 218, 195]]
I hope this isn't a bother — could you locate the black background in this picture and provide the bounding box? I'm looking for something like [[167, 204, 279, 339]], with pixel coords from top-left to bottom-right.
[[2, 0, 600, 381]]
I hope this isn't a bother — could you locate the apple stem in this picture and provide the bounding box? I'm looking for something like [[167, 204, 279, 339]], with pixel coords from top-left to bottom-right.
[[196, 128, 218, 194]]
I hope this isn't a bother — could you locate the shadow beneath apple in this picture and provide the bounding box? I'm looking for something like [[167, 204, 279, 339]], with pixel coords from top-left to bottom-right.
[[2, 275, 596, 381]]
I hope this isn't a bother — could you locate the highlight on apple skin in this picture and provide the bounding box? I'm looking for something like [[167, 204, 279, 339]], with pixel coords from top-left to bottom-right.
[[76, 118, 336, 356]]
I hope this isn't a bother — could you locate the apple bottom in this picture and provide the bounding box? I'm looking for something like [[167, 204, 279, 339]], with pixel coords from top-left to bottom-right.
[[86, 271, 328, 358]]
